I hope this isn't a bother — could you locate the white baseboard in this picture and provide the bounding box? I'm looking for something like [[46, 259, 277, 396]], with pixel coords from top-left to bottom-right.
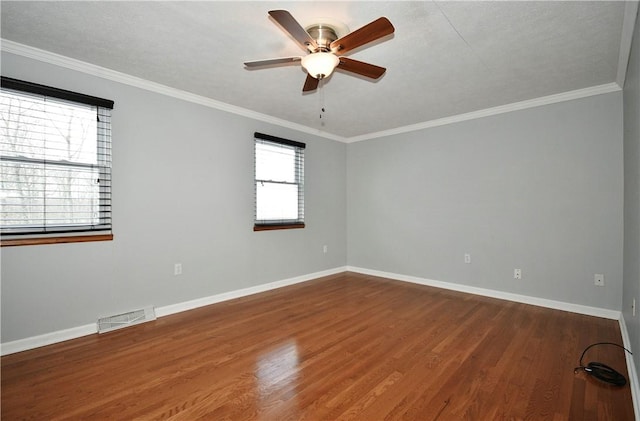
[[347, 266, 621, 320], [619, 314, 640, 420], [0, 266, 347, 356], [0, 324, 97, 356], [0, 265, 622, 356], [154, 266, 346, 318]]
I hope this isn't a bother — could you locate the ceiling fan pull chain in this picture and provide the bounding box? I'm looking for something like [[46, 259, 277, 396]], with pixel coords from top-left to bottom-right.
[[319, 77, 326, 124]]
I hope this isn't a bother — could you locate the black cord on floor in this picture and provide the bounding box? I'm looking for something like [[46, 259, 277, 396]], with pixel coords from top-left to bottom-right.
[[574, 342, 632, 387]]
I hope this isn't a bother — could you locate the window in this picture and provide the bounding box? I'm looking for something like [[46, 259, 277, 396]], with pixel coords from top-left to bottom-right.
[[254, 132, 305, 231], [0, 77, 114, 246]]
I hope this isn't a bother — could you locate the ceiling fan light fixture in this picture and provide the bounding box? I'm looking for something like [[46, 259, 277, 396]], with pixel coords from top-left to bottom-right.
[[301, 52, 339, 79]]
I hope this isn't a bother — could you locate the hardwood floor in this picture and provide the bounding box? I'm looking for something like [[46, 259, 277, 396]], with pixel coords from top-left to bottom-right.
[[1, 272, 635, 420]]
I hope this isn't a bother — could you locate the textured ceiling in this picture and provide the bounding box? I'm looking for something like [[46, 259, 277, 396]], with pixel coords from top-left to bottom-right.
[[0, 1, 632, 140]]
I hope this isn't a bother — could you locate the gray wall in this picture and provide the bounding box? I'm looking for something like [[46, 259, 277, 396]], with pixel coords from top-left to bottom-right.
[[347, 92, 624, 310], [0, 52, 347, 343], [623, 7, 640, 376], [0, 47, 630, 345]]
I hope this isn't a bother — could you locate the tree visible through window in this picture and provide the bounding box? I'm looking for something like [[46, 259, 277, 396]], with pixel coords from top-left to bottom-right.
[[0, 77, 114, 244], [254, 132, 305, 230]]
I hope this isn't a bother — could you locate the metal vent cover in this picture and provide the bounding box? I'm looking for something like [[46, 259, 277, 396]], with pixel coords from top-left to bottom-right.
[[97, 306, 156, 334]]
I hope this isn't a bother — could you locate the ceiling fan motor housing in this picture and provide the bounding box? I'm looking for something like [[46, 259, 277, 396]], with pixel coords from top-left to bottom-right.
[[302, 24, 342, 79], [306, 24, 339, 52]]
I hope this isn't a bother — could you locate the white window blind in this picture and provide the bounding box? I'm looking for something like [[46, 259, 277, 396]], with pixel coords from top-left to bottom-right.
[[0, 77, 114, 238], [254, 132, 305, 228]]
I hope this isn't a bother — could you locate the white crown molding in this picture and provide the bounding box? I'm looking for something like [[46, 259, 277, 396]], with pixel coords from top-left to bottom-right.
[[347, 82, 622, 143], [618, 314, 640, 420], [1, 39, 625, 144], [346, 266, 622, 320], [617, 0, 640, 89], [0, 39, 347, 143], [0, 266, 347, 356]]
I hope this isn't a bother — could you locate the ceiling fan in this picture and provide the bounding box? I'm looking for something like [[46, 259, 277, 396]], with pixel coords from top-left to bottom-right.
[[244, 10, 395, 92]]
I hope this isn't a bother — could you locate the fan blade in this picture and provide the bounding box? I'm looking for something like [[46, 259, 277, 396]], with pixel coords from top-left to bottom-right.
[[337, 57, 386, 79], [330, 17, 394, 55], [244, 57, 301, 68], [269, 10, 318, 52], [302, 74, 319, 92]]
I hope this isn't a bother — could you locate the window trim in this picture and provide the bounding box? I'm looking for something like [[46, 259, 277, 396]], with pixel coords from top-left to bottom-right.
[[254, 223, 305, 232], [254, 132, 305, 231], [1, 77, 114, 246], [1, 234, 113, 247]]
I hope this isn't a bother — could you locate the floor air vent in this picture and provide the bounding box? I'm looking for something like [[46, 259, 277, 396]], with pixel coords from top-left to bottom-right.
[[97, 307, 156, 334]]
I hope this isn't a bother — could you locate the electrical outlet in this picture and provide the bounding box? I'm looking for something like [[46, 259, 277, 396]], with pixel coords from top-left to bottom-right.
[[514, 269, 522, 280], [594, 274, 604, 286], [633, 299, 636, 317], [464, 253, 471, 264], [174, 263, 182, 276], [323, 245, 328, 254]]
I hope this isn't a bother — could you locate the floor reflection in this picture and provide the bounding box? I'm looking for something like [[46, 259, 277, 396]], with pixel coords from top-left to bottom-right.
[[255, 340, 301, 417]]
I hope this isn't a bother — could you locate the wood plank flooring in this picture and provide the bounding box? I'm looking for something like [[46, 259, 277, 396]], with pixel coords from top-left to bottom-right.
[[1, 272, 635, 420]]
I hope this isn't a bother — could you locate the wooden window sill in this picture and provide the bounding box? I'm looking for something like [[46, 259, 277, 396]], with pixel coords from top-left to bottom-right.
[[254, 223, 305, 232], [1, 234, 113, 247]]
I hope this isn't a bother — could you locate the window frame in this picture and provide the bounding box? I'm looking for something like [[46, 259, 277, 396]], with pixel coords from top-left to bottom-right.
[[0, 77, 114, 247], [254, 132, 305, 231]]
